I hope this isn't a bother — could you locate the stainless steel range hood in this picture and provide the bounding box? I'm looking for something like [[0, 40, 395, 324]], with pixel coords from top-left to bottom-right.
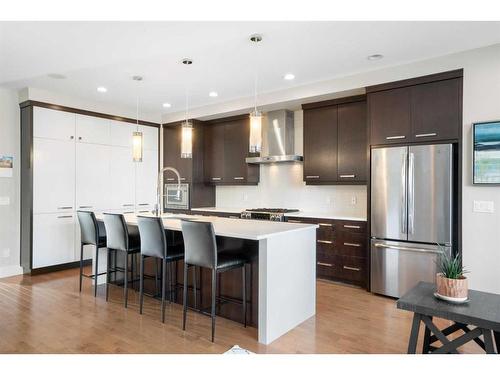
[[246, 109, 303, 164]]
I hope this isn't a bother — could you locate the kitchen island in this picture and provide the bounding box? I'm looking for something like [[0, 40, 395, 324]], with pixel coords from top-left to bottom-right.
[[95, 213, 318, 345]]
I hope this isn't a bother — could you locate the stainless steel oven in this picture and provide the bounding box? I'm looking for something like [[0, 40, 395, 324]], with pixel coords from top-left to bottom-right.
[[164, 183, 189, 210]]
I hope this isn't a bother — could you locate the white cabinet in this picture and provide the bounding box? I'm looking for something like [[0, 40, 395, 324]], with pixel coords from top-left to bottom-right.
[[109, 120, 137, 148], [109, 147, 136, 210], [33, 138, 75, 214], [76, 114, 110, 144], [33, 107, 75, 141], [76, 143, 110, 211], [136, 149, 158, 207], [33, 213, 76, 268], [140, 125, 159, 151]]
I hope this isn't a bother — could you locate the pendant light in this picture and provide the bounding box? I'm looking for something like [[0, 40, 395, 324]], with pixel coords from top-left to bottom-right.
[[181, 58, 193, 159], [249, 34, 263, 154], [132, 75, 143, 162]]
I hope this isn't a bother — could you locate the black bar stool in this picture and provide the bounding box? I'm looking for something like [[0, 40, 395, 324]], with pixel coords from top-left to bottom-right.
[[76, 211, 108, 297], [180, 220, 247, 342], [103, 213, 141, 308], [137, 216, 185, 322]]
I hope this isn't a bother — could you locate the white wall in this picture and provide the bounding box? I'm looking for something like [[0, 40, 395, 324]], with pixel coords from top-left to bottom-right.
[[0, 88, 22, 278], [215, 110, 367, 219], [216, 43, 500, 294]]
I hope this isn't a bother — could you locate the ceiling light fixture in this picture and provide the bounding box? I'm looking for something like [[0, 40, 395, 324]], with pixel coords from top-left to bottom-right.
[[163, 102, 172, 108], [367, 54, 384, 61], [97, 86, 107, 93], [132, 76, 144, 163], [209, 91, 218, 98], [182, 58, 193, 65], [249, 34, 263, 154], [284, 73, 295, 80]]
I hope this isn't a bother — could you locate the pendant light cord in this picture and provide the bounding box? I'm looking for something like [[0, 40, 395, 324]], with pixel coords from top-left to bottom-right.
[[136, 81, 140, 130]]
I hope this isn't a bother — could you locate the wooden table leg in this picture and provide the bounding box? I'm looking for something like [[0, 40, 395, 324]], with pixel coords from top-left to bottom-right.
[[483, 329, 496, 354], [407, 313, 422, 354]]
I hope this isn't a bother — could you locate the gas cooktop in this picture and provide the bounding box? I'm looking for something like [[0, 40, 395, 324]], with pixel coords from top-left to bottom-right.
[[245, 208, 300, 214]]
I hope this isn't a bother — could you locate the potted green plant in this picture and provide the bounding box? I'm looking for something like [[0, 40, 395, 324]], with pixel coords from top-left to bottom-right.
[[435, 251, 469, 302]]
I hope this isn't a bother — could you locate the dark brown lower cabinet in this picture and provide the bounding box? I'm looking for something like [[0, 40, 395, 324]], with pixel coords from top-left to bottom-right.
[[287, 216, 368, 288]]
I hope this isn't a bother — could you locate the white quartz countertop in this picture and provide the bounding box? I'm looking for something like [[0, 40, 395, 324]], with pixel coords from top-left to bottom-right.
[[191, 207, 367, 222], [98, 212, 318, 241]]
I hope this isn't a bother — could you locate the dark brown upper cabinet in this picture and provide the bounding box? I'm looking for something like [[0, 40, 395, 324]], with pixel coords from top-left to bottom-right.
[[302, 95, 367, 185], [303, 106, 338, 183], [410, 78, 461, 142], [368, 70, 463, 146], [337, 101, 367, 183], [368, 87, 411, 145], [204, 116, 259, 185]]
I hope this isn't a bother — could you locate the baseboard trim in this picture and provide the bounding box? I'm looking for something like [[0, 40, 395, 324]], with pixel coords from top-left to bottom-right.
[[31, 259, 92, 275], [0, 265, 24, 279]]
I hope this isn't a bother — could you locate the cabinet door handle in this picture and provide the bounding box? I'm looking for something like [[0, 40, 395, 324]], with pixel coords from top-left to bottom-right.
[[180, 177, 186, 181], [138, 203, 149, 206], [122, 204, 134, 207], [317, 240, 333, 244], [306, 175, 320, 179], [343, 242, 361, 247], [318, 223, 332, 227], [287, 220, 302, 223], [211, 177, 222, 181], [78, 206, 93, 209], [233, 177, 245, 180], [58, 206, 73, 210], [57, 215, 73, 219], [339, 174, 356, 178], [415, 133, 437, 138], [138, 210, 149, 213], [343, 266, 360, 272], [343, 224, 361, 229], [317, 262, 333, 267], [166, 178, 175, 181], [386, 135, 406, 140]]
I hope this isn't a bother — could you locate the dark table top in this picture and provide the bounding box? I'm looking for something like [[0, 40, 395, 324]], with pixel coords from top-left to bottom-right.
[[397, 282, 500, 331]]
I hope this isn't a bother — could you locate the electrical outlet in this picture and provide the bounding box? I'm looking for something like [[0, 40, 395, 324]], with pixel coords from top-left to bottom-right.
[[473, 200, 495, 213], [351, 196, 357, 206]]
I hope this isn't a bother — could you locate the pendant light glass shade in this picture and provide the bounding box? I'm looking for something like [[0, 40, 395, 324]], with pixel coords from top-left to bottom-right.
[[249, 110, 262, 153], [181, 120, 193, 159], [132, 131, 143, 162]]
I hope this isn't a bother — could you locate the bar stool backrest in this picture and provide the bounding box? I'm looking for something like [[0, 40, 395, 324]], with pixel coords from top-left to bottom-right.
[[77, 211, 99, 246], [137, 216, 167, 258], [180, 220, 217, 269], [103, 213, 129, 251]]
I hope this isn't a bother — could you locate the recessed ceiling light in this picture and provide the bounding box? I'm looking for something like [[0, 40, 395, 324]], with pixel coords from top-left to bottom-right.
[[97, 86, 107, 93], [182, 58, 193, 65], [209, 91, 218, 98], [250, 34, 263, 43], [162, 103, 172, 108], [367, 54, 384, 61], [47, 73, 66, 79], [284, 73, 295, 80]]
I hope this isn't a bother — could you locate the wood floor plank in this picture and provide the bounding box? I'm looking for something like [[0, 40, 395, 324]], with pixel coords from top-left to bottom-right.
[[0, 268, 483, 354]]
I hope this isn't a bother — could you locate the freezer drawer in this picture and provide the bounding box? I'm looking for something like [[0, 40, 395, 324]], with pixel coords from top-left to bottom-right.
[[370, 239, 450, 298]]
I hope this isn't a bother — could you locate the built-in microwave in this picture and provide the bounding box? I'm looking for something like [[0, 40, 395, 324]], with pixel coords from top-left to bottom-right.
[[164, 183, 189, 210]]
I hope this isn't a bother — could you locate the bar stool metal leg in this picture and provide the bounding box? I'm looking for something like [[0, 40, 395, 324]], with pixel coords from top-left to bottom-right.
[[211, 269, 216, 342], [192, 265, 197, 310], [242, 264, 247, 328], [94, 245, 99, 297], [106, 249, 111, 302], [182, 262, 188, 331], [161, 258, 167, 323], [124, 253, 129, 308], [79, 244, 84, 292], [139, 254, 144, 314]]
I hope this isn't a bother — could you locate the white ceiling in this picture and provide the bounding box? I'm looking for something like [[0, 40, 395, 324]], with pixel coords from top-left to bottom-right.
[[2, 21, 500, 118]]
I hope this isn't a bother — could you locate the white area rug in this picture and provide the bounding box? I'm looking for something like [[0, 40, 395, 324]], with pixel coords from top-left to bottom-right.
[[223, 345, 255, 354]]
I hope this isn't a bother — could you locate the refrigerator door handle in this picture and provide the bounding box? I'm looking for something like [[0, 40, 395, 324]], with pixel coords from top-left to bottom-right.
[[400, 152, 407, 234], [408, 152, 415, 235], [374, 242, 442, 255]]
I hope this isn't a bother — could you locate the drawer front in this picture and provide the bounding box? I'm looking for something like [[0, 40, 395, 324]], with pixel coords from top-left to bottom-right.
[[336, 255, 367, 283], [334, 231, 367, 257], [287, 217, 335, 242], [336, 220, 366, 234], [316, 254, 340, 279]]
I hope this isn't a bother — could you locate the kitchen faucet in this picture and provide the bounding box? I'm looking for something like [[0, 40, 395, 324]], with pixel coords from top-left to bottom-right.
[[154, 166, 181, 217]]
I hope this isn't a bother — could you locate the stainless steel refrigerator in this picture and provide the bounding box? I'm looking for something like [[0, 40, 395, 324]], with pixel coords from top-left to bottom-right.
[[370, 144, 453, 298]]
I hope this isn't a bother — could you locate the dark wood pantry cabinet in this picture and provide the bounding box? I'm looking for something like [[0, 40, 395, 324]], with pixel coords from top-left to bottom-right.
[[302, 95, 367, 185], [367, 69, 463, 146], [204, 115, 259, 185]]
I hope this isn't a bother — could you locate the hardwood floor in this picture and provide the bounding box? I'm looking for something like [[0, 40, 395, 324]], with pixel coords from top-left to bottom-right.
[[0, 268, 482, 354]]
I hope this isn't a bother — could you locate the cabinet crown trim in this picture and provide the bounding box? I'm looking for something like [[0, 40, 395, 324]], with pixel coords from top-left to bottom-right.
[[301, 95, 366, 110]]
